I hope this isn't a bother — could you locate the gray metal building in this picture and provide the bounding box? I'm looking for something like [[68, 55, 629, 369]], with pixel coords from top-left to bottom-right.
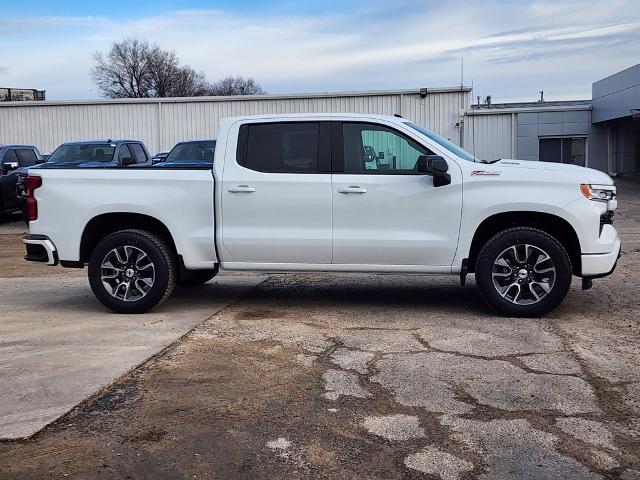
[[592, 63, 640, 175], [463, 63, 640, 175], [0, 87, 470, 155]]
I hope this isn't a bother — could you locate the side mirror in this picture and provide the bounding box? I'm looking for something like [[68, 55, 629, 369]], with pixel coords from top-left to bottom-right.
[[119, 156, 135, 167], [417, 155, 451, 187], [2, 161, 20, 173]]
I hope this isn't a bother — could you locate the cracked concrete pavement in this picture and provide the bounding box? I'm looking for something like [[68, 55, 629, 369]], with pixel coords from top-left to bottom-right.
[[0, 178, 639, 479]]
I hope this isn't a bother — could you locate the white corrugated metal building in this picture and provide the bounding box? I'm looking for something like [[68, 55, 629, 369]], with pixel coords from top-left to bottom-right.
[[0, 87, 471, 154]]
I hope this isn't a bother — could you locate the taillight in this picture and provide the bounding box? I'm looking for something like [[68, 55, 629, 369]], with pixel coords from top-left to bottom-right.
[[25, 175, 42, 222]]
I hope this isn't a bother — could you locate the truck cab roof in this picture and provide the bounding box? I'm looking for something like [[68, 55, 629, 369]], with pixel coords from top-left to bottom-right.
[[60, 140, 143, 146], [0, 144, 39, 149]]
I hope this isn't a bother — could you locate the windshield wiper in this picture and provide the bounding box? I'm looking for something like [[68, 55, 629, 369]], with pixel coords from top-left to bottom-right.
[[478, 159, 501, 164]]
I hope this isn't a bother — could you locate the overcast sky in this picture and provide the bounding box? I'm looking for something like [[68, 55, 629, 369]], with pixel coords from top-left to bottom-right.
[[1, 0, 639, 102]]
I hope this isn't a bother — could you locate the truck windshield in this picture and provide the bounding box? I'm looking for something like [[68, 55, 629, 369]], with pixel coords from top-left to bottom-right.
[[47, 144, 116, 163], [165, 141, 216, 163], [405, 122, 477, 162]]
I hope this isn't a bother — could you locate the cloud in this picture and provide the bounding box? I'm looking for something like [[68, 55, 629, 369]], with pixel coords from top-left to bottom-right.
[[0, 65, 8, 76], [445, 20, 640, 64], [1, 0, 639, 101], [0, 16, 110, 33]]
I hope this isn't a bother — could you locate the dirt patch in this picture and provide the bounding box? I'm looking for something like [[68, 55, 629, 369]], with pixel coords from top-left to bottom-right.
[[0, 337, 427, 479]]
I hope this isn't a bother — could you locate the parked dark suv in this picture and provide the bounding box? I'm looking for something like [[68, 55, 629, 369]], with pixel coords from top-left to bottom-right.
[[0, 145, 42, 217]]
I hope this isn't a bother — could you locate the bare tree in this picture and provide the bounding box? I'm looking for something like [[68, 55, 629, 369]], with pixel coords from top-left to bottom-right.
[[208, 76, 266, 96], [91, 38, 153, 98], [146, 47, 181, 98], [171, 67, 211, 97], [92, 38, 220, 98]]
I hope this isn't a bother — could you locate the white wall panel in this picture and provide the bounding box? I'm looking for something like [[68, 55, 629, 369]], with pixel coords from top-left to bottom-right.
[[463, 113, 514, 161], [0, 89, 470, 154]]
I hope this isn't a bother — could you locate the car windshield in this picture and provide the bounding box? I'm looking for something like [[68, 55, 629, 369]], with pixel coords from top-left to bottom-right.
[[405, 122, 477, 162], [47, 144, 115, 163], [165, 141, 216, 163]]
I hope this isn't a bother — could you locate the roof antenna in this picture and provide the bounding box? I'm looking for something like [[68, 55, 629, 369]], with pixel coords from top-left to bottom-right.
[[472, 110, 477, 162]]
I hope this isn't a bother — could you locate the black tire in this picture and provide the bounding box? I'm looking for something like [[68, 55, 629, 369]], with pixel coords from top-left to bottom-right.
[[177, 268, 218, 287], [88, 229, 176, 314], [475, 227, 572, 317]]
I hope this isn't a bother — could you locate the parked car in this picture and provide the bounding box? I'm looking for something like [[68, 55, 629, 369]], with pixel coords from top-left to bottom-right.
[[21, 114, 620, 317], [33, 140, 152, 169], [0, 144, 42, 217], [151, 151, 169, 164], [16, 140, 153, 220], [154, 140, 216, 168]]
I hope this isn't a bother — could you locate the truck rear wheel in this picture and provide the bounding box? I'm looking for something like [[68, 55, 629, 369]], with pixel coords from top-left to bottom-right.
[[475, 227, 572, 317], [88, 229, 176, 314]]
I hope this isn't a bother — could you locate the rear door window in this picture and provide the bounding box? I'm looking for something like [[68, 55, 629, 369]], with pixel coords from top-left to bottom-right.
[[16, 148, 39, 167], [240, 122, 320, 173]]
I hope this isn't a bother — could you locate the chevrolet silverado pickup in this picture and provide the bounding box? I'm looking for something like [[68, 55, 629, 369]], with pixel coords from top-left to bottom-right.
[[22, 114, 620, 316]]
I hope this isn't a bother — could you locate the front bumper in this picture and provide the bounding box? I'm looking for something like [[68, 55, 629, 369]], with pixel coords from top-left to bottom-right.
[[23, 234, 58, 266], [581, 225, 621, 277]]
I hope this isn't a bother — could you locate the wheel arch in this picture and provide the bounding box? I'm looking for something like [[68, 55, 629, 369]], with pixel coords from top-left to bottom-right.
[[467, 211, 582, 275], [80, 212, 179, 263]]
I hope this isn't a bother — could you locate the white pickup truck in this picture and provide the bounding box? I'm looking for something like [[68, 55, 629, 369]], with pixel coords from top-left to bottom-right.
[[22, 114, 620, 317]]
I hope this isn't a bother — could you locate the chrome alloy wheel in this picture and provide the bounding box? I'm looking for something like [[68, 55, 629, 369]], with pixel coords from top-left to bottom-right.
[[491, 244, 556, 305], [100, 245, 155, 302]]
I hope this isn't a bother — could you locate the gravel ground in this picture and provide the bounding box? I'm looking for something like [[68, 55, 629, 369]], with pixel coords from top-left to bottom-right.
[[0, 179, 639, 479]]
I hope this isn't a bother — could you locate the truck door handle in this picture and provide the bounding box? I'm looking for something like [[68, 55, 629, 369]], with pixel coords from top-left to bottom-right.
[[337, 186, 367, 194], [227, 185, 256, 193]]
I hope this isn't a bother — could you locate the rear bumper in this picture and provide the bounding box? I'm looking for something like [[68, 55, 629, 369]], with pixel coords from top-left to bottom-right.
[[581, 234, 621, 277], [23, 234, 58, 266]]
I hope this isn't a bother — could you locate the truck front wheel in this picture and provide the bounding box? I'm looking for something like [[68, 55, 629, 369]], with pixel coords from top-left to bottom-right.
[[475, 227, 572, 317], [88, 229, 177, 314]]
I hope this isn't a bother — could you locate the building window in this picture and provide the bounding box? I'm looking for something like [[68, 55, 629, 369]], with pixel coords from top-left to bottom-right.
[[539, 137, 586, 166]]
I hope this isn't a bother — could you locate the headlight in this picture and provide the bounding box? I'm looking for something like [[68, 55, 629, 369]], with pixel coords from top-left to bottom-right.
[[580, 184, 616, 202]]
